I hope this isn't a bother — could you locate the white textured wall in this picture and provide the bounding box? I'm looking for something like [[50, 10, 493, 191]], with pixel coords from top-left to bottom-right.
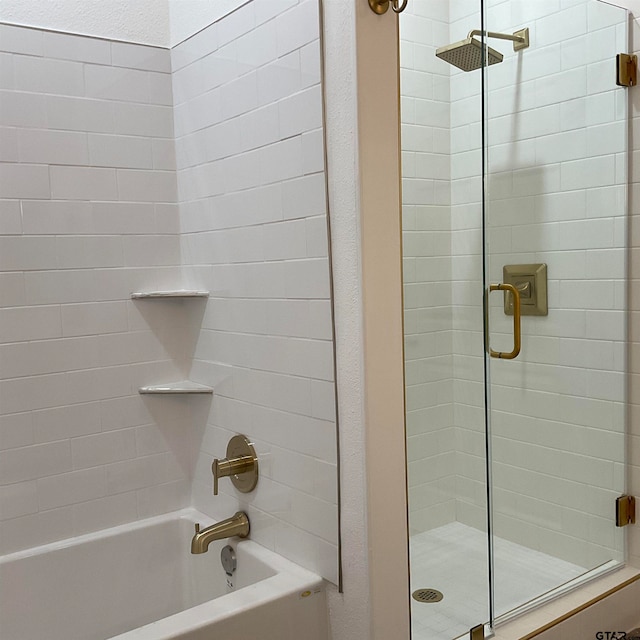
[[0, 25, 187, 553], [168, 0, 245, 46], [171, 0, 339, 584], [0, 0, 255, 48], [0, 0, 170, 46], [613, 0, 640, 14]]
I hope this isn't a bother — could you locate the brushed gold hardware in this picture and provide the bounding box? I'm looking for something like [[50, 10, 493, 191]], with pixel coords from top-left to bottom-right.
[[503, 263, 548, 316], [489, 283, 521, 359], [412, 588, 443, 603], [212, 434, 258, 495], [617, 53, 638, 87], [436, 38, 503, 71], [436, 28, 529, 72], [191, 511, 250, 554], [368, 0, 408, 15], [616, 495, 636, 527], [368, 0, 389, 14], [468, 28, 529, 52], [511, 28, 530, 52], [470, 624, 485, 640]]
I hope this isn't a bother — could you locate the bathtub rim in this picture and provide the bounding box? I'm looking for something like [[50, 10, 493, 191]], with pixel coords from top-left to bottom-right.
[[0, 508, 219, 565], [0, 507, 327, 640], [0, 508, 324, 583]]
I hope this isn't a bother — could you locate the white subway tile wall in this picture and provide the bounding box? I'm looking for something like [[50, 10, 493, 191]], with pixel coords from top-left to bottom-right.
[[171, 0, 338, 585], [0, 0, 337, 585], [0, 24, 189, 553]]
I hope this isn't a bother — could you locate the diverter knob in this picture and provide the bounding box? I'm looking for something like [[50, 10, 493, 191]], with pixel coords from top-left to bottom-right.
[[212, 434, 259, 495]]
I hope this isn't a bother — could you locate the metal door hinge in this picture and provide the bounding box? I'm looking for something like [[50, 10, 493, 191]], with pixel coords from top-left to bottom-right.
[[616, 495, 636, 527], [470, 624, 484, 640], [616, 54, 637, 87]]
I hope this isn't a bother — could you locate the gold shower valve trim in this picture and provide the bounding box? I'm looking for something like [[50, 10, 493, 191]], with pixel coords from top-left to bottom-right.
[[212, 434, 259, 495], [503, 263, 548, 316]]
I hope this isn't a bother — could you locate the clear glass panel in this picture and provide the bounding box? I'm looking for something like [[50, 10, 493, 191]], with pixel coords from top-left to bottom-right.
[[400, 2, 490, 639], [484, 0, 628, 622], [402, 0, 629, 637]]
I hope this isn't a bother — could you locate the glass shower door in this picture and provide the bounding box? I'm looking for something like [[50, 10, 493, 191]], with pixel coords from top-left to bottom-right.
[[484, 0, 628, 623], [401, 2, 491, 638], [401, 0, 629, 638]]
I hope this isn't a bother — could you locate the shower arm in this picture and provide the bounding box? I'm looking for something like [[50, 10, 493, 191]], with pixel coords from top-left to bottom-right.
[[468, 30, 523, 43], [468, 29, 530, 51]]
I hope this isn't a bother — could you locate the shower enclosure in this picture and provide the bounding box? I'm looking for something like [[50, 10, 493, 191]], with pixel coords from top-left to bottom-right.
[[400, 1, 629, 638]]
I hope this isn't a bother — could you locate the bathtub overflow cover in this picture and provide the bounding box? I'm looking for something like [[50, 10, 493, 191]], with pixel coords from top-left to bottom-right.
[[221, 545, 236, 576]]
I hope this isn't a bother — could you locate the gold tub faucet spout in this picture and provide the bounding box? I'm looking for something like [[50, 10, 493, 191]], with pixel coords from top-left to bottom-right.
[[190, 512, 250, 554]]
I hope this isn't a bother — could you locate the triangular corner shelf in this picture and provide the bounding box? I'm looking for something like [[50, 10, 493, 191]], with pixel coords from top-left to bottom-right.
[[139, 381, 214, 395], [131, 290, 209, 299]]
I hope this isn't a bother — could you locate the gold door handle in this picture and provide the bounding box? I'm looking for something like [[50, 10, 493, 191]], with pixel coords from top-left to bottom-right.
[[488, 283, 521, 359]]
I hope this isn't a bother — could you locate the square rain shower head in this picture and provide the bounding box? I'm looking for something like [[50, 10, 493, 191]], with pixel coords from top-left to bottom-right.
[[436, 36, 503, 72]]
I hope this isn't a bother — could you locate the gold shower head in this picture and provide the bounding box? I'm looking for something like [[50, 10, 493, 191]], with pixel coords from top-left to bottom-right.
[[436, 28, 529, 72], [436, 36, 503, 72]]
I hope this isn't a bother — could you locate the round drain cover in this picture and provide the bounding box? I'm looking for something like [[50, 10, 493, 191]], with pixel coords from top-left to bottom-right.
[[412, 588, 444, 603]]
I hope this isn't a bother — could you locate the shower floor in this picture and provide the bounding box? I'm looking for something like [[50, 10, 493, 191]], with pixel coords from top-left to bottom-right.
[[410, 522, 586, 640]]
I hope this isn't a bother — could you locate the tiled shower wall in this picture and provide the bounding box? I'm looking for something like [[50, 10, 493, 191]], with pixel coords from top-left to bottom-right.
[[0, 25, 188, 553], [0, 0, 338, 583], [171, 0, 338, 584]]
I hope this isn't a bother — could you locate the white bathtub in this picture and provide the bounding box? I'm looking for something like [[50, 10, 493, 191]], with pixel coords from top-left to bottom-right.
[[0, 509, 328, 640]]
